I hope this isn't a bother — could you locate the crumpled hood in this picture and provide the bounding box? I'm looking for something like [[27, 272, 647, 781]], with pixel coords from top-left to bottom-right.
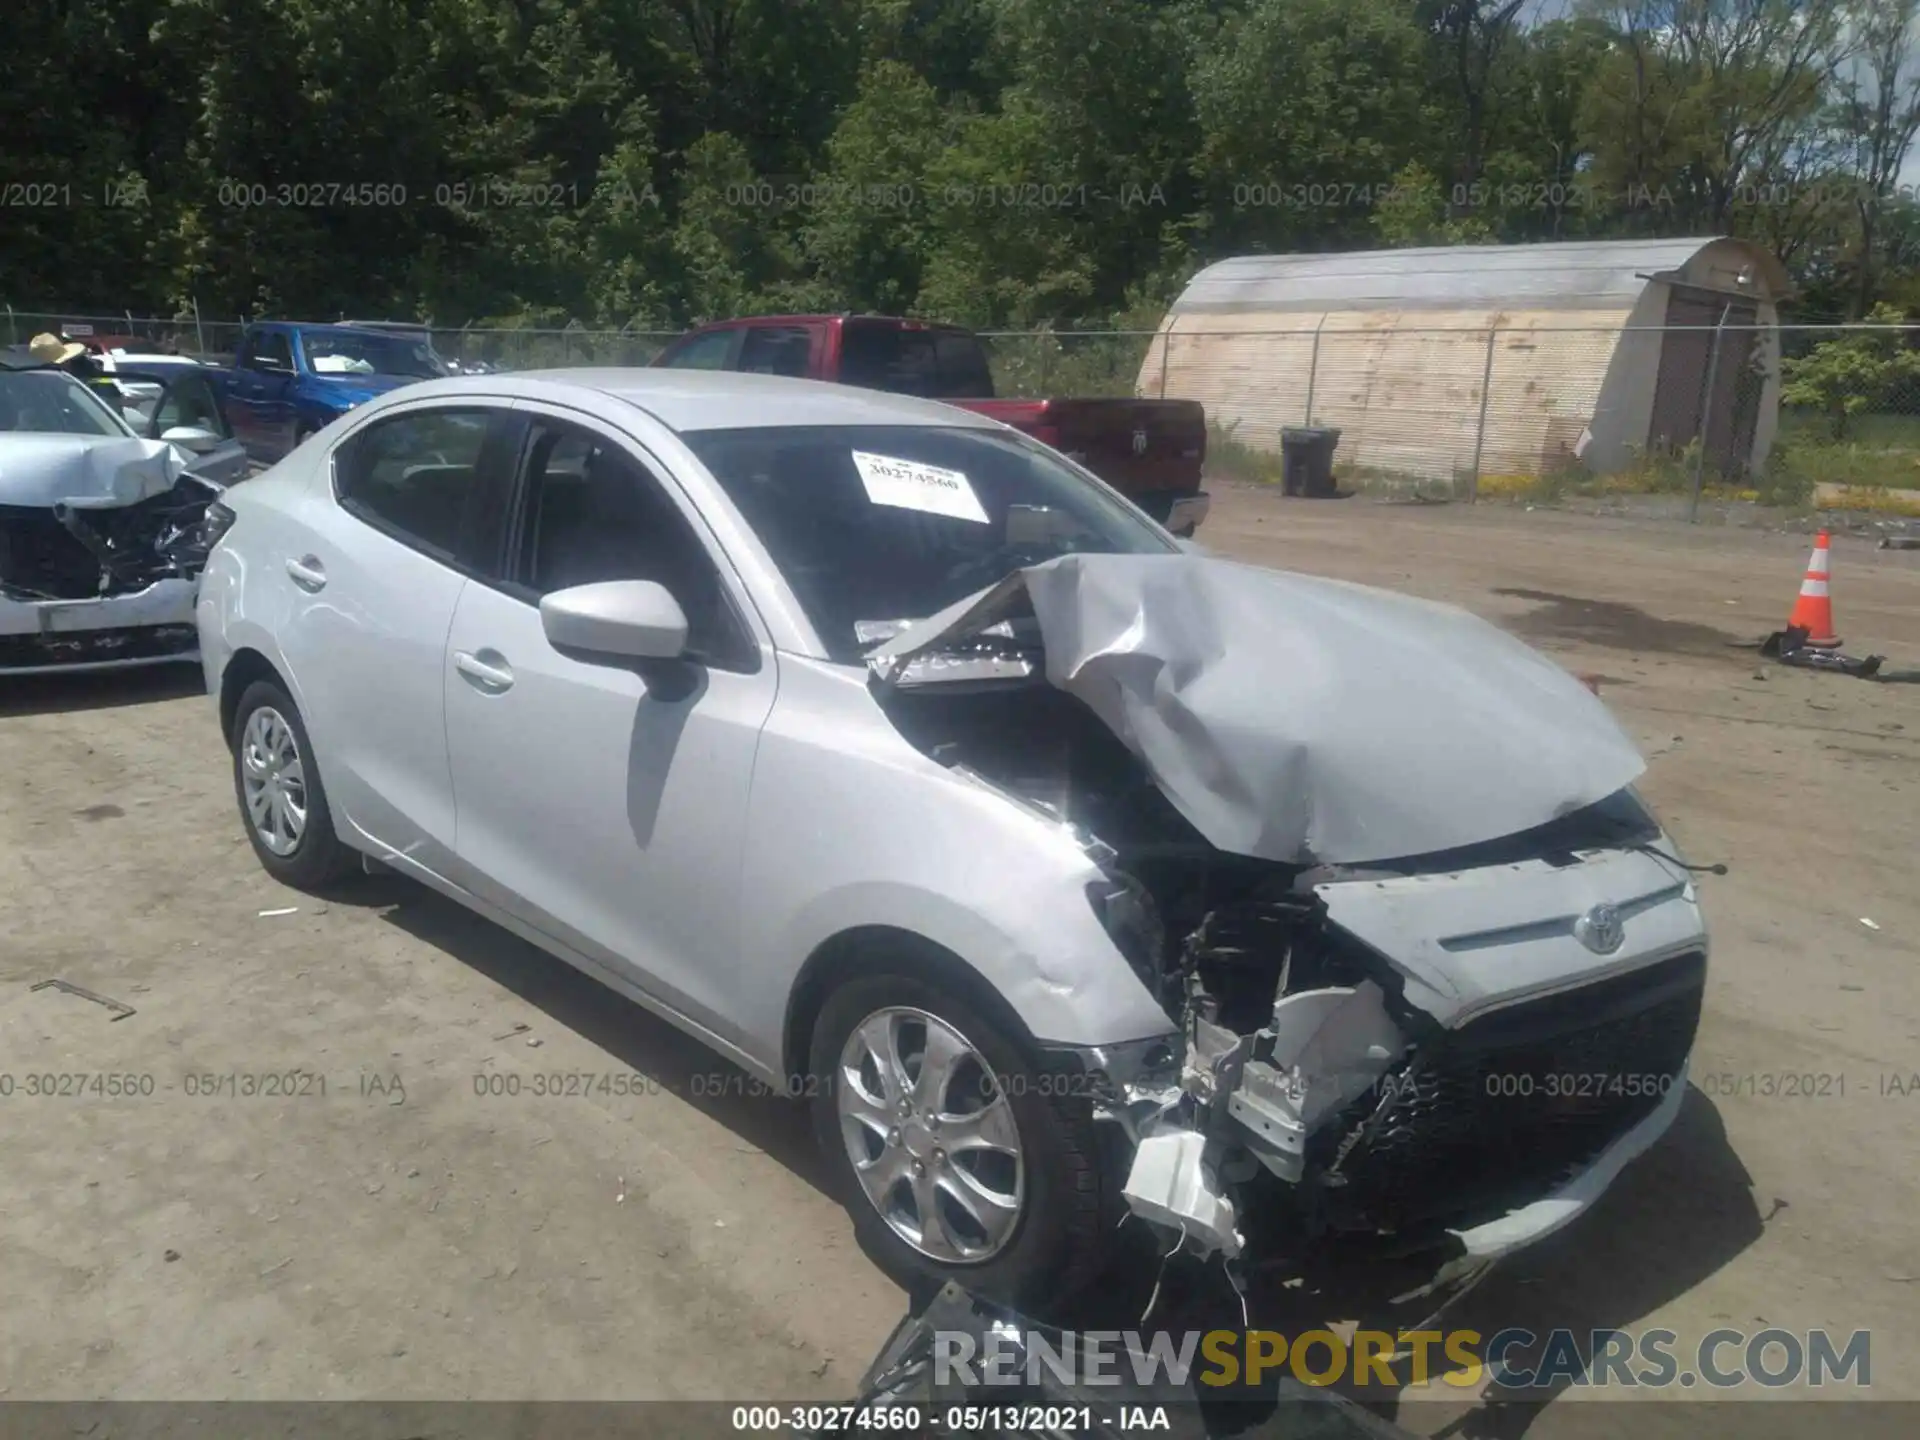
[[0, 434, 188, 509], [868, 553, 1647, 866]]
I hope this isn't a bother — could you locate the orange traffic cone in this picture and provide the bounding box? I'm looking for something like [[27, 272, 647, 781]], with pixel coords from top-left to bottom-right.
[[1786, 530, 1842, 648]]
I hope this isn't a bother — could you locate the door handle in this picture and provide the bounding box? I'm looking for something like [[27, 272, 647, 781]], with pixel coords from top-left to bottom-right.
[[454, 650, 514, 693], [284, 555, 326, 591]]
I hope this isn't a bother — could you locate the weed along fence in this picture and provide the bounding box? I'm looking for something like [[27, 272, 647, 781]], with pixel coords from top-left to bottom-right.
[[8, 305, 1920, 515], [1156, 320, 1784, 505]]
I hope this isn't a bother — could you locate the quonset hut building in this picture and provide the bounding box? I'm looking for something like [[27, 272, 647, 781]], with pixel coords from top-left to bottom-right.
[[1140, 237, 1790, 488]]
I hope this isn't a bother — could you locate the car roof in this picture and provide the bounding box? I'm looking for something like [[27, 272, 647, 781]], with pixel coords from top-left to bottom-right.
[[443, 368, 1005, 433]]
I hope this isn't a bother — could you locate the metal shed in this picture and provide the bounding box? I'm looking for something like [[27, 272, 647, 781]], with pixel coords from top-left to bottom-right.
[[1141, 237, 1790, 488]]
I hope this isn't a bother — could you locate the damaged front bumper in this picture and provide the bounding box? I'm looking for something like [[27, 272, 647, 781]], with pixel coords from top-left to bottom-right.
[[1055, 851, 1707, 1279], [1, 454, 223, 674]]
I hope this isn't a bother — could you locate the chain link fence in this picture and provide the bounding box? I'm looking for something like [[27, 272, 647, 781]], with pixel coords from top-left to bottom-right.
[[8, 306, 1917, 515]]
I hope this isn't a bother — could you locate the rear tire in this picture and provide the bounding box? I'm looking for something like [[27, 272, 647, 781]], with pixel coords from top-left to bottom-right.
[[230, 679, 358, 891], [809, 968, 1108, 1307]]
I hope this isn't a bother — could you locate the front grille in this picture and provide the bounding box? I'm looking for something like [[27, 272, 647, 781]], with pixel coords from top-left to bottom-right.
[[0, 624, 198, 670], [1309, 952, 1704, 1235], [0, 507, 106, 599]]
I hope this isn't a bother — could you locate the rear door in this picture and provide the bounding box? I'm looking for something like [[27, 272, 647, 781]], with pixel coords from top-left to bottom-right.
[[231, 330, 297, 460], [277, 402, 517, 876]]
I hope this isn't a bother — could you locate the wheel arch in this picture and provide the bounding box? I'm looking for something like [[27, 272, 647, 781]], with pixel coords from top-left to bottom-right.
[[781, 925, 1038, 1083], [219, 646, 291, 745]]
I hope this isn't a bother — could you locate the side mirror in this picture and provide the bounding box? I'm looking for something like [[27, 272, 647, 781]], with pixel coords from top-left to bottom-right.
[[161, 425, 223, 454], [540, 580, 688, 661]]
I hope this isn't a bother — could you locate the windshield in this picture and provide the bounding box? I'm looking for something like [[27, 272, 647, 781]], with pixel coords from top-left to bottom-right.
[[0, 369, 135, 437], [299, 329, 447, 379], [682, 424, 1177, 663]]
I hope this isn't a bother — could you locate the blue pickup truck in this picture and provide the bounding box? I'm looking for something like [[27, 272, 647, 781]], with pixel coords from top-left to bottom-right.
[[209, 321, 448, 464]]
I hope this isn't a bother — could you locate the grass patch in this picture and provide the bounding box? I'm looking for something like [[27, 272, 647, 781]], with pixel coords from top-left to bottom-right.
[[1204, 420, 1286, 486], [1774, 407, 1920, 491]]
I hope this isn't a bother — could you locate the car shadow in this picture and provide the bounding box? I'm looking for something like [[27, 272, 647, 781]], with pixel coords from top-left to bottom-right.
[[0, 662, 205, 718], [362, 874, 833, 1195]]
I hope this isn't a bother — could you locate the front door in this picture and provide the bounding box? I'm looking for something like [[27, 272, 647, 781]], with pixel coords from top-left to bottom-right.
[[442, 408, 777, 1044], [150, 372, 249, 485]]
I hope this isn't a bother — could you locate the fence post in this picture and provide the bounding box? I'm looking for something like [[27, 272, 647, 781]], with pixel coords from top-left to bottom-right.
[[1303, 313, 1329, 424], [4, 305, 13, 346], [1469, 323, 1499, 503], [1158, 328, 1169, 400], [1689, 303, 1733, 524]]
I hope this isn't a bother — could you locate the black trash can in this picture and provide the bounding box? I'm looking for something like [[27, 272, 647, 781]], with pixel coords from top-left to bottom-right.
[[1280, 425, 1342, 497]]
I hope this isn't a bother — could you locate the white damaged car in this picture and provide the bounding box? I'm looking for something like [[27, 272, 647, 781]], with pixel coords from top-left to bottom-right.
[[194, 370, 1709, 1303], [2, 354, 244, 674]]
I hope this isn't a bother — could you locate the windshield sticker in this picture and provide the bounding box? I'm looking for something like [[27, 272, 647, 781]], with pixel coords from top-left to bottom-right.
[[852, 450, 989, 524]]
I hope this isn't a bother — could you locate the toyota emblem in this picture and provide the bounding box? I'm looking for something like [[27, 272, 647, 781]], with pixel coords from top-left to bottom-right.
[[1573, 904, 1626, 954], [1131, 428, 1149, 456]]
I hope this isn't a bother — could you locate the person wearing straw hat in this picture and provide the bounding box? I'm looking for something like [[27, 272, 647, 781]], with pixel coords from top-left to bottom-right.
[[26, 332, 126, 411], [27, 332, 91, 370]]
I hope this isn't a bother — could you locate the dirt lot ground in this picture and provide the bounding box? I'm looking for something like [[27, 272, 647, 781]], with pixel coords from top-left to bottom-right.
[[3, 485, 1916, 1435]]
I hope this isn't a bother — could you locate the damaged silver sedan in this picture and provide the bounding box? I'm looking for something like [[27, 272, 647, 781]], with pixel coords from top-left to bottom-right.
[[195, 372, 1707, 1305], [1, 356, 237, 674]]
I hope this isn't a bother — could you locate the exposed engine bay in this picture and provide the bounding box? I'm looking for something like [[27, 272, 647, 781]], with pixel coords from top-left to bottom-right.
[[0, 473, 223, 603], [1, 435, 225, 671], [870, 556, 1709, 1271]]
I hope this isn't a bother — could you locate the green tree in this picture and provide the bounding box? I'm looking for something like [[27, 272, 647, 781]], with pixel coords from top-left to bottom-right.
[[1190, 0, 1435, 253], [1780, 302, 1920, 436]]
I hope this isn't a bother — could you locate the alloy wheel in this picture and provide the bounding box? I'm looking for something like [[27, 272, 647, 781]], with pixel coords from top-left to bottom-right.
[[836, 1006, 1025, 1262]]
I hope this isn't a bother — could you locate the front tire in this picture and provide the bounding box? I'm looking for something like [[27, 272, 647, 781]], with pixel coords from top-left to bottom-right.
[[809, 969, 1108, 1306], [230, 679, 358, 890]]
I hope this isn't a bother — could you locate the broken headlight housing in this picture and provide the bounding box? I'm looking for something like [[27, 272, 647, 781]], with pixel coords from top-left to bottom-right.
[[1084, 872, 1165, 991]]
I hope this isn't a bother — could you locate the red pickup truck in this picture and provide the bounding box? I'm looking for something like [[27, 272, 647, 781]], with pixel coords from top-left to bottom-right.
[[651, 315, 1210, 535]]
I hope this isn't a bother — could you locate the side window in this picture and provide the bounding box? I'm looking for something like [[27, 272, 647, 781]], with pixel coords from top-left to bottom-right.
[[513, 423, 751, 668], [738, 326, 812, 377], [658, 329, 739, 370], [334, 408, 493, 561], [251, 332, 293, 371], [152, 375, 230, 438]]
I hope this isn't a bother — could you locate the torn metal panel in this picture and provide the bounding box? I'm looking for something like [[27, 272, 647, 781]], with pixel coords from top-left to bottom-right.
[[1227, 982, 1407, 1182], [868, 553, 1646, 865], [1120, 1130, 1243, 1258]]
